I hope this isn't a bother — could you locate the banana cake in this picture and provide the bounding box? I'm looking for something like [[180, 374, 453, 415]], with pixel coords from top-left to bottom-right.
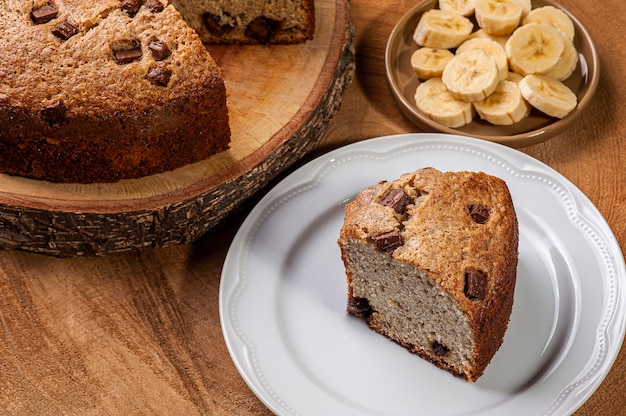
[[338, 168, 519, 382], [0, 0, 314, 183]]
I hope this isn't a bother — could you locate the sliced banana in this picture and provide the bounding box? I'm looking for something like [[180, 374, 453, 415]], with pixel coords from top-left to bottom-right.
[[519, 74, 577, 118], [473, 80, 530, 125], [408, 0, 581, 128], [506, 71, 524, 83], [438, 0, 476, 17], [456, 37, 509, 81], [545, 32, 578, 81], [505, 23, 564, 75], [415, 77, 475, 127], [523, 5, 575, 41], [468, 28, 510, 48], [442, 49, 499, 102], [413, 9, 474, 49], [410, 47, 455, 80], [519, 0, 532, 20], [475, 0, 523, 36]]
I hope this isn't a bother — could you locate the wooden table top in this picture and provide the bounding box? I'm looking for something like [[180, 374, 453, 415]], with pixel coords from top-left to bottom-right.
[[1, 0, 624, 414]]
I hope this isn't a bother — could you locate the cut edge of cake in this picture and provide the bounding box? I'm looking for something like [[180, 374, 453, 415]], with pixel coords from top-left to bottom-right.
[[171, 0, 315, 45]]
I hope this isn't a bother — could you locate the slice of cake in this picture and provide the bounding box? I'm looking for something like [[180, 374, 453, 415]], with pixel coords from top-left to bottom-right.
[[338, 168, 519, 382], [170, 0, 315, 44]]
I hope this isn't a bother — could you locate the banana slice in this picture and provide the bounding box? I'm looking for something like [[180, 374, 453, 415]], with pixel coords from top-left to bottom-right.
[[519, 74, 577, 118], [413, 9, 474, 49], [475, 0, 523, 36], [456, 37, 509, 81], [438, 0, 476, 17], [473, 80, 530, 125], [415, 77, 475, 127], [505, 23, 564, 75], [523, 5, 575, 41], [506, 71, 524, 83], [411, 47, 455, 80], [468, 28, 510, 48], [442, 49, 499, 102], [545, 32, 578, 80], [519, 0, 532, 20]]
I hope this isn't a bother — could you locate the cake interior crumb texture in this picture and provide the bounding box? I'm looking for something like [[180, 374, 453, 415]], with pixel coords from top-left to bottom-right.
[[338, 168, 519, 382], [171, 0, 315, 44]]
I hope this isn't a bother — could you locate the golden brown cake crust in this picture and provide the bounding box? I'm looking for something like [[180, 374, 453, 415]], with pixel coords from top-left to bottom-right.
[[339, 168, 519, 381], [0, 1, 230, 183]]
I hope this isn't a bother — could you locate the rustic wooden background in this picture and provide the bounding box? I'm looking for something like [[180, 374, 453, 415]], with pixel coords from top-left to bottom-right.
[[0, 0, 624, 414]]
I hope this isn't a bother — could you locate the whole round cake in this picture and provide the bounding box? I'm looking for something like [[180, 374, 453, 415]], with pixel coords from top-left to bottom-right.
[[0, 0, 314, 183], [338, 167, 519, 381]]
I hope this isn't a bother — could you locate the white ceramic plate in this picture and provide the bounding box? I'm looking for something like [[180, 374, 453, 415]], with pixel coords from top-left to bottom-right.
[[220, 133, 625, 415]]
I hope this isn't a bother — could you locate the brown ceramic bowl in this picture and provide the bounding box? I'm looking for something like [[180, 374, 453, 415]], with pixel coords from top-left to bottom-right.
[[385, 0, 599, 148]]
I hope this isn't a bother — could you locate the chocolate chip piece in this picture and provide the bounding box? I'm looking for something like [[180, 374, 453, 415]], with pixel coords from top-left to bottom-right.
[[52, 21, 77, 40], [113, 47, 142, 64], [31, 3, 58, 24], [146, 66, 172, 86], [120, 0, 141, 16], [245, 16, 280, 43], [381, 189, 413, 214], [347, 297, 372, 318], [148, 40, 171, 61], [464, 270, 487, 300], [468, 204, 490, 224], [202, 12, 234, 36], [39, 101, 66, 127], [144, 0, 164, 12], [432, 341, 449, 357], [372, 230, 403, 252]]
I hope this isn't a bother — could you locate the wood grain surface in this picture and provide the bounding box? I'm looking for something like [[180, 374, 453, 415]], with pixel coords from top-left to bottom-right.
[[0, 0, 625, 414]]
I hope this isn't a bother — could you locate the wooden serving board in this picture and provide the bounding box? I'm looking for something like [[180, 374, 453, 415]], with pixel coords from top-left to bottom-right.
[[0, 0, 354, 257]]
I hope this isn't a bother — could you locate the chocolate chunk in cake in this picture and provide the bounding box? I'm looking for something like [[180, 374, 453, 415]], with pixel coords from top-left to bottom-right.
[[202, 13, 234, 36], [464, 270, 487, 300], [144, 0, 164, 12], [39, 101, 66, 127], [245, 16, 280, 43], [113, 47, 143, 65], [148, 40, 171, 61], [347, 297, 372, 318], [52, 21, 78, 40], [468, 204, 490, 224], [120, 0, 142, 16], [31, 3, 58, 24], [146, 66, 172, 86], [432, 341, 450, 357], [380, 189, 413, 214], [372, 230, 403, 252]]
